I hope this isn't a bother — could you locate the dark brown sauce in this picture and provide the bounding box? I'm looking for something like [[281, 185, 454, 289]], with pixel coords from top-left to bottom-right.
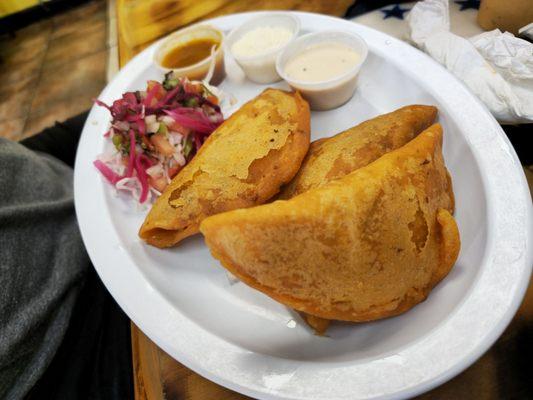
[[161, 38, 219, 68]]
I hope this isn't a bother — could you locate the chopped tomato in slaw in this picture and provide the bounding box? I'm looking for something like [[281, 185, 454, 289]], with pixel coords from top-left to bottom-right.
[[94, 73, 224, 203]]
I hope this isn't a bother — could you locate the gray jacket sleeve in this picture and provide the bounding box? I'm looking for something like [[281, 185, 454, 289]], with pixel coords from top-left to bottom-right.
[[0, 138, 89, 400]]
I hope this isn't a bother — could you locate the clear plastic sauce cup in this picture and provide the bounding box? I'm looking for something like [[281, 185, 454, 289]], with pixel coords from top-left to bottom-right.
[[276, 30, 368, 110], [153, 24, 226, 85], [226, 13, 300, 84]]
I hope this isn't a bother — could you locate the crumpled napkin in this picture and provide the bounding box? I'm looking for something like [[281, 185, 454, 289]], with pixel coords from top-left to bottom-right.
[[407, 0, 533, 124]]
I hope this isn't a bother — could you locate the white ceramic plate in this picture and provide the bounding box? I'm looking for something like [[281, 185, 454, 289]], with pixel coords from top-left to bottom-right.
[[74, 12, 532, 400]]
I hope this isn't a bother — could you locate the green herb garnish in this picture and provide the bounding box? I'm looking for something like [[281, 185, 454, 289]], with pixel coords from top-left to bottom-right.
[[183, 136, 194, 157]]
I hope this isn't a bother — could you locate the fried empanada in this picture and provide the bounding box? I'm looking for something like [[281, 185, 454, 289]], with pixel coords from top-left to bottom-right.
[[139, 89, 310, 247], [280, 104, 438, 332], [279, 105, 437, 199], [200, 124, 460, 323]]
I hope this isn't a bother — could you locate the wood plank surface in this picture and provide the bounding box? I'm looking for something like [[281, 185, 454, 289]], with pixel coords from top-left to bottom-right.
[[131, 322, 252, 400], [131, 322, 165, 400]]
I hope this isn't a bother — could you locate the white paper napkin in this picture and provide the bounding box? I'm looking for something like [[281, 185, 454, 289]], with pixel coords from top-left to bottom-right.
[[407, 0, 533, 124]]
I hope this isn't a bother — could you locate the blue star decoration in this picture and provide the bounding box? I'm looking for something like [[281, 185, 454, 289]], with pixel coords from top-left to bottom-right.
[[455, 0, 480, 11], [381, 4, 411, 20]]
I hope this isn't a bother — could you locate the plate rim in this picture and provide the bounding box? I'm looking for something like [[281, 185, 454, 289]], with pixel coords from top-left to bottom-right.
[[74, 11, 533, 400]]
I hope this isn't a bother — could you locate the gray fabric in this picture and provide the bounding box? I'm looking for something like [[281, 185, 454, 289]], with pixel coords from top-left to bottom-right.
[[0, 138, 88, 400]]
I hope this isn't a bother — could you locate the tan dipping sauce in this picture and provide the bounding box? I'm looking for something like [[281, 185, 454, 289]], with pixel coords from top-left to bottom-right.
[[284, 42, 360, 82], [154, 25, 226, 85], [161, 38, 219, 69]]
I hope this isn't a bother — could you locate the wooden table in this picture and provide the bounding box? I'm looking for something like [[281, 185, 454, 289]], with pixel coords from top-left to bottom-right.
[[116, 3, 533, 398]]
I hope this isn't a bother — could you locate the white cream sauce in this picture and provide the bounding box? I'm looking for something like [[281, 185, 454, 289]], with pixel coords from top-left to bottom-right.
[[284, 42, 360, 82], [231, 26, 293, 57]]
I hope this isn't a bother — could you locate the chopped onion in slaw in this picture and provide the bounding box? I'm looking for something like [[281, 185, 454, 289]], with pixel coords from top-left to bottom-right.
[[94, 74, 225, 203]]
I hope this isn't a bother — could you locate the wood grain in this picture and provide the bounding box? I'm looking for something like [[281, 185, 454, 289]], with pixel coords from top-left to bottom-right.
[[131, 322, 165, 400], [131, 322, 252, 400]]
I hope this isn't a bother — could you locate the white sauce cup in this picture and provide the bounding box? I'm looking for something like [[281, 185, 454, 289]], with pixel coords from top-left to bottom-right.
[[276, 30, 368, 110], [226, 13, 300, 84]]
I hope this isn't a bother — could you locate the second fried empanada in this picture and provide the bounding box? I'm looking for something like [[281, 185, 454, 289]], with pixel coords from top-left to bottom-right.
[[279, 105, 437, 198]]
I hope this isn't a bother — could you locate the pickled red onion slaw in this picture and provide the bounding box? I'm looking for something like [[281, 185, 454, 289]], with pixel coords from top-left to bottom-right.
[[94, 73, 225, 203]]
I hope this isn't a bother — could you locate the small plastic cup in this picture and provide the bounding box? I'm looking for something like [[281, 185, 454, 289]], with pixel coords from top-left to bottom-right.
[[153, 24, 226, 85], [276, 30, 368, 110], [226, 13, 300, 84]]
